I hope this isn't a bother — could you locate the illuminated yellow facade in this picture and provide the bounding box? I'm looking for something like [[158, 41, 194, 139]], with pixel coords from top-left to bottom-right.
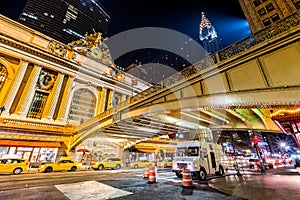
[[0, 15, 150, 164]]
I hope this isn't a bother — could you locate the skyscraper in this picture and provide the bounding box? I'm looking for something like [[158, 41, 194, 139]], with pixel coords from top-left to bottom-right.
[[18, 0, 110, 44], [238, 0, 300, 33], [198, 12, 222, 55]]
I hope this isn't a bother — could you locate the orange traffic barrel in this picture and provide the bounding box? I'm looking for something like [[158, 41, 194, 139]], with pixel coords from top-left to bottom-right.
[[148, 165, 157, 183], [182, 168, 194, 188], [143, 165, 150, 179]]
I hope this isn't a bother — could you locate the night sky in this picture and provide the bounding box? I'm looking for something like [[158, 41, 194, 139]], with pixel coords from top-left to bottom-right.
[[0, 0, 251, 67]]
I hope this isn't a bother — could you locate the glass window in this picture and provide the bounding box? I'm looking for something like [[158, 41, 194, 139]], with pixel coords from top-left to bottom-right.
[[17, 147, 33, 151], [253, 0, 262, 7], [265, 3, 275, 12], [258, 8, 267, 16], [31, 149, 39, 163], [68, 88, 96, 122], [0, 147, 9, 158], [8, 147, 16, 155], [294, 1, 300, 9], [38, 148, 57, 162], [0, 64, 8, 93], [176, 147, 187, 157], [188, 147, 199, 156], [263, 18, 272, 27], [271, 13, 280, 22], [27, 92, 48, 119]]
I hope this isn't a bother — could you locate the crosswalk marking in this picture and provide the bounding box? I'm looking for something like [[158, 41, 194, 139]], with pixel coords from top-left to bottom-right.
[[55, 181, 133, 200]]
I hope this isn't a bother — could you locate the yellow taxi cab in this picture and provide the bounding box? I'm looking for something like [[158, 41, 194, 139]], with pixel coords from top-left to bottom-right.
[[128, 160, 155, 169], [92, 157, 123, 170], [38, 157, 81, 173], [0, 158, 30, 175], [157, 159, 173, 168]]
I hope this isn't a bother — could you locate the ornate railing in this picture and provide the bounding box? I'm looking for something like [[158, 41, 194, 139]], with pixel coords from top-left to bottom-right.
[[218, 10, 300, 61], [76, 10, 300, 133], [0, 118, 74, 134]]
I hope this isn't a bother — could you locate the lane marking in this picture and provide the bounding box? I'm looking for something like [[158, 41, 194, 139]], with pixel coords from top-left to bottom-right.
[[55, 180, 132, 200]]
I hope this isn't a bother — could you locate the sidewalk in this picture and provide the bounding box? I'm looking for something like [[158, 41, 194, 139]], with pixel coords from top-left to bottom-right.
[[208, 171, 300, 200]]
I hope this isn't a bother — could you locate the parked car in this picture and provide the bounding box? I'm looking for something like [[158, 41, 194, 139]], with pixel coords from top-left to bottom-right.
[[92, 157, 123, 170], [0, 158, 30, 175], [157, 159, 173, 168], [38, 158, 81, 173], [128, 160, 154, 169]]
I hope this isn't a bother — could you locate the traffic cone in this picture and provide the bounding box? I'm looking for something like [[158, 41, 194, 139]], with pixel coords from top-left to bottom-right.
[[181, 168, 194, 196], [182, 168, 194, 189], [143, 165, 150, 179], [148, 165, 157, 184]]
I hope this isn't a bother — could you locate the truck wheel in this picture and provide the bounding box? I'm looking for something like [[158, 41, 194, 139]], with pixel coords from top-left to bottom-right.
[[175, 171, 182, 178], [216, 165, 225, 176], [198, 168, 206, 181]]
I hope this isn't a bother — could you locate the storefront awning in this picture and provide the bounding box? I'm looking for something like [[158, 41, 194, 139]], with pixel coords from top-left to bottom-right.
[[0, 140, 61, 148]]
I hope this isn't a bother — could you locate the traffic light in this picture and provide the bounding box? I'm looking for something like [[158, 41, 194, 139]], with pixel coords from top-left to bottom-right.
[[253, 135, 259, 146], [168, 132, 176, 139]]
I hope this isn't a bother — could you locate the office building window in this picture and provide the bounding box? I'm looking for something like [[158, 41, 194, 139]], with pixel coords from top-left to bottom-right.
[[258, 8, 267, 16], [266, 3, 275, 12], [271, 14, 280, 22], [294, 1, 300, 9], [263, 18, 272, 27], [0, 64, 8, 92], [27, 92, 49, 119], [68, 88, 96, 122], [253, 0, 262, 7]]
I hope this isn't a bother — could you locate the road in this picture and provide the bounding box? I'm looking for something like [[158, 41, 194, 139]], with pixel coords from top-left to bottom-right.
[[0, 165, 298, 200], [0, 167, 243, 200]]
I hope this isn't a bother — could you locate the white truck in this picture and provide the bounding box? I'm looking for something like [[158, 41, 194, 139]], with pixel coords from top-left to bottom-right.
[[172, 140, 225, 180]]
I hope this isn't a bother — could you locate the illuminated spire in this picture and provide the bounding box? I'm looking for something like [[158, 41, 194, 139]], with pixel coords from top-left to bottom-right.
[[199, 12, 212, 34], [198, 11, 222, 54], [199, 12, 217, 41]]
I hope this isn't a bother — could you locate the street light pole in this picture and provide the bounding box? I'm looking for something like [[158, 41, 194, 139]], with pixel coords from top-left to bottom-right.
[[231, 132, 242, 176], [253, 133, 266, 175]]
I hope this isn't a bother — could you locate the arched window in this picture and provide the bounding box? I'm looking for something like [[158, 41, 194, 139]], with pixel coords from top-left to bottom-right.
[[68, 88, 96, 122], [0, 64, 8, 93]]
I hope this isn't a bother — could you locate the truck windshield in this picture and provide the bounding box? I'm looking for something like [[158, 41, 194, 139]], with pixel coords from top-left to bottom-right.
[[176, 146, 200, 157], [176, 147, 187, 157], [188, 147, 199, 156]]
